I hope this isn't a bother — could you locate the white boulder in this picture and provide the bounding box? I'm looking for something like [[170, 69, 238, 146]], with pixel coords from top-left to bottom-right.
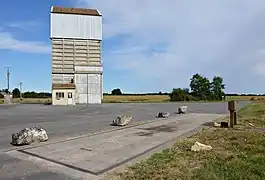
[[178, 106, 188, 114], [12, 127, 48, 146], [112, 116, 132, 126], [191, 142, 212, 152]]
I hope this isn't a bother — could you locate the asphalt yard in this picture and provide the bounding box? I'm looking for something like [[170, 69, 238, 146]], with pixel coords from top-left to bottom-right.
[[0, 102, 248, 180]]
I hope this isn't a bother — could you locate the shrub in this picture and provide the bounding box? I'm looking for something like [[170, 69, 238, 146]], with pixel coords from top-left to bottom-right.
[[170, 88, 190, 101]]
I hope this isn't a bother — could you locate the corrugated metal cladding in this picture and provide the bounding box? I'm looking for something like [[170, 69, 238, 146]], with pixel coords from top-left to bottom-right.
[[52, 39, 101, 74], [75, 74, 102, 104], [52, 74, 74, 84], [50, 13, 102, 40]]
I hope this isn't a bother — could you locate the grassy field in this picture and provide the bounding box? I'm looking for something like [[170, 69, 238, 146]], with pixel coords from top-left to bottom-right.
[[102, 95, 170, 103], [10, 95, 170, 104], [3, 95, 264, 104], [111, 102, 265, 180], [12, 98, 52, 104], [226, 95, 265, 101]]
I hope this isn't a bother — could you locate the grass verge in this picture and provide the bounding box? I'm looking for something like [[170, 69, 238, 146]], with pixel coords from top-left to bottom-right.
[[12, 98, 51, 104], [114, 102, 265, 180]]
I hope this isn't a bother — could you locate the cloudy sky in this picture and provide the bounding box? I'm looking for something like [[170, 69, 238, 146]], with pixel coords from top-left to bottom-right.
[[0, 0, 265, 93]]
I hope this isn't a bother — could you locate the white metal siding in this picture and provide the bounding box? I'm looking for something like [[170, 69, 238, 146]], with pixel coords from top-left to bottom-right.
[[75, 66, 103, 73], [75, 74, 102, 104], [50, 13, 102, 40]]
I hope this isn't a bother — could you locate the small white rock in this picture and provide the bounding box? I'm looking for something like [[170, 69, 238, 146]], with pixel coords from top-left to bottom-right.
[[178, 106, 188, 114], [214, 122, 221, 127], [191, 142, 212, 152], [248, 123, 254, 127]]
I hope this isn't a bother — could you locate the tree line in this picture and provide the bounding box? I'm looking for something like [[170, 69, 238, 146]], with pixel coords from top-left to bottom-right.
[[0, 88, 51, 98], [0, 73, 263, 100], [108, 73, 227, 101]]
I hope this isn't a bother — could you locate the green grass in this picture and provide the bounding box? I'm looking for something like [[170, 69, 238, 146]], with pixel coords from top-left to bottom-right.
[[112, 102, 265, 180]]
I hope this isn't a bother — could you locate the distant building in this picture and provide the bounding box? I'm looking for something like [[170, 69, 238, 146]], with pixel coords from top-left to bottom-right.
[[0, 92, 13, 104], [50, 6, 103, 105]]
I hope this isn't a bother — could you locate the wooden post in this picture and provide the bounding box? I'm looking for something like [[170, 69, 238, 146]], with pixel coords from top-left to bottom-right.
[[228, 101, 235, 128], [234, 111, 237, 125], [230, 111, 234, 128]]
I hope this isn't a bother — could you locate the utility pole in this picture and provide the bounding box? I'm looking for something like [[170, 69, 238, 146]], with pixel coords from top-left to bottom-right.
[[5, 67, 11, 94], [19, 82, 23, 99]]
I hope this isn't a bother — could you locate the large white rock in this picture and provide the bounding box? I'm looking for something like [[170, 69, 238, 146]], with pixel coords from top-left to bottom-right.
[[112, 116, 132, 126], [178, 106, 188, 114], [157, 112, 170, 118], [11, 127, 48, 145], [191, 142, 212, 152]]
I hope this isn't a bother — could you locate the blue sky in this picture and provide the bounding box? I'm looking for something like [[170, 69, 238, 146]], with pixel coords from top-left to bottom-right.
[[1, 0, 265, 94]]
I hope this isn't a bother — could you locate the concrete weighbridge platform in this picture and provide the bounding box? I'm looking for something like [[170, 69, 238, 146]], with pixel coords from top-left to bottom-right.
[[14, 113, 225, 176]]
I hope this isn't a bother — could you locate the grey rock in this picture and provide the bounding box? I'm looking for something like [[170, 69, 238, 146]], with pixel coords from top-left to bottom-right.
[[157, 112, 170, 118], [11, 127, 48, 146], [178, 106, 188, 114], [112, 116, 132, 126]]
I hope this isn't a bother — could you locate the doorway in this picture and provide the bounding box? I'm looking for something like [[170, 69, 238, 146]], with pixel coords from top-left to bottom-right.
[[67, 92, 73, 105]]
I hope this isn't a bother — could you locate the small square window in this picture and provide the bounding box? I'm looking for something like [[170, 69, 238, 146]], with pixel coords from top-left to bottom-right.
[[56, 92, 64, 99]]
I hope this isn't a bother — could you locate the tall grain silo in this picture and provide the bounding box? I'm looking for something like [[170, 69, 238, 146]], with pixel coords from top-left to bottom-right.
[[50, 6, 103, 105]]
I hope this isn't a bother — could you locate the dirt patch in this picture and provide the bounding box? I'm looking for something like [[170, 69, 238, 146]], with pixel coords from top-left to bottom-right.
[[135, 131, 154, 136], [139, 124, 178, 133]]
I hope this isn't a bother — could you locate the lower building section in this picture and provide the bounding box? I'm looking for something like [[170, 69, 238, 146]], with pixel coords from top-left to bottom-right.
[[51, 72, 102, 105], [52, 84, 76, 106]]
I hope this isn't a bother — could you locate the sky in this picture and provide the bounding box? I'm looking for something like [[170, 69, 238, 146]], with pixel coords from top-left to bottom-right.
[[1, 0, 265, 94]]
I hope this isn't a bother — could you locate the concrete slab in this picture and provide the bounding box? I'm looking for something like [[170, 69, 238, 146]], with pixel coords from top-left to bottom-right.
[[18, 113, 225, 175]]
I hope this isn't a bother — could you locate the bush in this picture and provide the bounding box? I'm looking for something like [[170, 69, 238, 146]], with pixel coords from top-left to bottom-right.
[[169, 88, 191, 101], [111, 88, 122, 95]]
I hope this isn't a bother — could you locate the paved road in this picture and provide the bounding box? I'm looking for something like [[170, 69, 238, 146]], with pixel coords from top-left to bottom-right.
[[0, 102, 248, 151]]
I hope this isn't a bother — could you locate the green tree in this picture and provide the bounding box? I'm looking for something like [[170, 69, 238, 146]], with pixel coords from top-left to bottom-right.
[[211, 76, 225, 100], [111, 88, 122, 95], [1, 89, 10, 94], [190, 73, 212, 100], [169, 88, 190, 101], [12, 88, 21, 98]]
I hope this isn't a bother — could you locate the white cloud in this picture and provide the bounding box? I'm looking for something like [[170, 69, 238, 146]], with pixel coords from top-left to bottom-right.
[[73, 0, 265, 93], [0, 30, 50, 53], [6, 21, 42, 31]]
